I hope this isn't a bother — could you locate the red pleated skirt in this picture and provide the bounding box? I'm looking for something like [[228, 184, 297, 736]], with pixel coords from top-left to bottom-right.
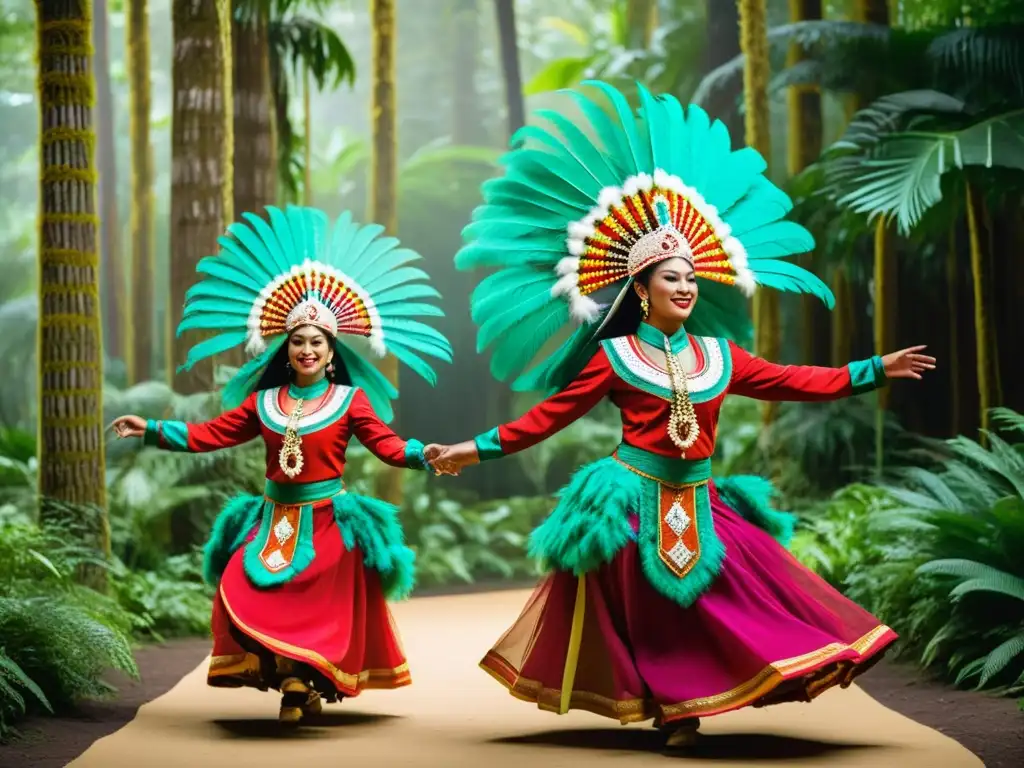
[[207, 501, 410, 697]]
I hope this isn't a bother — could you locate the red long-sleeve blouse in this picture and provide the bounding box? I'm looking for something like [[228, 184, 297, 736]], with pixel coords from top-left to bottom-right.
[[144, 385, 427, 482], [474, 333, 887, 461]]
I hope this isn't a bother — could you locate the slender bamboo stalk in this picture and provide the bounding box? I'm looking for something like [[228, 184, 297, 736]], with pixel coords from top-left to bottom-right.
[[370, 0, 402, 505], [738, 0, 779, 428], [965, 182, 991, 439], [946, 225, 960, 435], [787, 0, 823, 365], [873, 216, 896, 471], [303, 64, 312, 206], [126, 0, 154, 384]]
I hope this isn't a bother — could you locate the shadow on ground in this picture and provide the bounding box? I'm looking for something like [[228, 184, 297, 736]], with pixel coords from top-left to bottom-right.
[[491, 728, 885, 760], [212, 711, 402, 739]]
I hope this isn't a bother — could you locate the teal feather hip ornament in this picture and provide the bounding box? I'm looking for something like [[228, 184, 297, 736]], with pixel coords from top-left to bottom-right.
[[202, 491, 416, 602]]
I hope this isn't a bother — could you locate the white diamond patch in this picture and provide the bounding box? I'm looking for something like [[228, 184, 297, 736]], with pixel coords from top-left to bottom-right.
[[664, 502, 691, 536], [274, 516, 295, 544], [265, 549, 287, 569], [667, 541, 695, 570]]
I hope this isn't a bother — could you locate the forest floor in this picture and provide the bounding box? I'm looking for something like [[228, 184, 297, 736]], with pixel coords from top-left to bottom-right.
[[0, 587, 1021, 768]]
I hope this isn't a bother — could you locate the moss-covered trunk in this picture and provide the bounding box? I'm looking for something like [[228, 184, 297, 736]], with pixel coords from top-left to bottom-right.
[[126, 0, 154, 384], [370, 0, 402, 506], [35, 0, 109, 584], [738, 0, 778, 428], [168, 0, 234, 393]]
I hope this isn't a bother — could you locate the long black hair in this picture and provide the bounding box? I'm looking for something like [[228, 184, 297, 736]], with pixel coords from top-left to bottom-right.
[[252, 328, 353, 392], [594, 263, 656, 343]]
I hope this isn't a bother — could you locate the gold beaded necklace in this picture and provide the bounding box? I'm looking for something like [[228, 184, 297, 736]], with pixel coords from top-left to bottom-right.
[[662, 337, 700, 456], [279, 398, 305, 478], [636, 322, 700, 457], [277, 379, 331, 479]]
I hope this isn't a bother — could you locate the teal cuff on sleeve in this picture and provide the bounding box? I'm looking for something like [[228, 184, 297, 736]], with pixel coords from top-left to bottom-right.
[[145, 419, 190, 451], [848, 356, 888, 395], [143, 419, 161, 447], [474, 427, 504, 461], [404, 438, 428, 470]]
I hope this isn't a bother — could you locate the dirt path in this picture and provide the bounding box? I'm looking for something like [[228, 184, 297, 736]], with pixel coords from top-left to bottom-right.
[[1, 588, 1020, 767]]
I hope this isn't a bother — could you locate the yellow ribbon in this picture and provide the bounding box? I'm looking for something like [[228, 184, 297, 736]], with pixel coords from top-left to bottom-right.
[[558, 575, 587, 714]]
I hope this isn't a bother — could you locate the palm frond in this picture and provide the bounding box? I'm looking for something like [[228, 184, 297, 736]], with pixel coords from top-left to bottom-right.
[[823, 96, 1024, 234], [927, 25, 1024, 101]]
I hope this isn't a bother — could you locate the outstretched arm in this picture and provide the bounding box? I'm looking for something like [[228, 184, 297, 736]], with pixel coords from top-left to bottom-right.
[[428, 349, 616, 472], [728, 342, 935, 402], [348, 389, 431, 470], [112, 395, 261, 452]]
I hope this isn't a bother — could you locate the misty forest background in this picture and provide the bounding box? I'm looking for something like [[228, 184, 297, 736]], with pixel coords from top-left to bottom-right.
[[2, 0, 1024, 739]]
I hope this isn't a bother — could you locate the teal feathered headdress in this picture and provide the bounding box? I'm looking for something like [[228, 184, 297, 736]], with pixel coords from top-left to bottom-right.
[[177, 205, 452, 421], [455, 81, 833, 394]]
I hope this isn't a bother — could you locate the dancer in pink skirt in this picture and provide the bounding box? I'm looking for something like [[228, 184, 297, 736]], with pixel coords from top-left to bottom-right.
[[425, 81, 935, 750]]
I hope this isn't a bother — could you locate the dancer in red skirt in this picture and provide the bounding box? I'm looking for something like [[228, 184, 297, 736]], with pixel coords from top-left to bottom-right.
[[113, 206, 450, 724], [426, 81, 935, 751]]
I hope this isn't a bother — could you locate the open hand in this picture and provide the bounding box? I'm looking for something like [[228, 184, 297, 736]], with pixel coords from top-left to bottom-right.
[[109, 415, 147, 439], [882, 346, 936, 381]]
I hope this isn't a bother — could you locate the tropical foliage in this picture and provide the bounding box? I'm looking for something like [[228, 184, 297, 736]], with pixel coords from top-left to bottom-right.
[[1, 0, 1023, 742], [791, 408, 1024, 706]]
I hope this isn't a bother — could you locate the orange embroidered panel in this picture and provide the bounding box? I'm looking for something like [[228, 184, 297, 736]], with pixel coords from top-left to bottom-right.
[[259, 504, 302, 572], [657, 483, 703, 578]]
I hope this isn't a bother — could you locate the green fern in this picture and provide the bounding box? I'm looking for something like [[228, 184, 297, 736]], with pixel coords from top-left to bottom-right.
[[795, 408, 1024, 694]]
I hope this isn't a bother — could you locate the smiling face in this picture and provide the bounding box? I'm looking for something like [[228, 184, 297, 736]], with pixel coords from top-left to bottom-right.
[[287, 325, 333, 378], [636, 257, 698, 326]]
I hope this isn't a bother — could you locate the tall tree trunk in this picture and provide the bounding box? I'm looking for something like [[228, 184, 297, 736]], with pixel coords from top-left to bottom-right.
[[36, 0, 109, 582], [370, 0, 402, 506], [93, 0, 125, 371], [965, 183, 994, 439], [704, 0, 744, 140], [126, 0, 155, 384], [495, 0, 525, 137], [787, 0, 825, 365], [169, 0, 234, 393], [738, 0, 779, 428], [228, 5, 275, 369], [232, 6, 276, 218]]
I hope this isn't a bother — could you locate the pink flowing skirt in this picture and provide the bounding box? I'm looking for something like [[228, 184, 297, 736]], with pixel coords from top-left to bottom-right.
[[481, 487, 896, 724]]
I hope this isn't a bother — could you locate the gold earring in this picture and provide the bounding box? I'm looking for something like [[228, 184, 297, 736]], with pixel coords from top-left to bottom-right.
[[640, 296, 650, 318]]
